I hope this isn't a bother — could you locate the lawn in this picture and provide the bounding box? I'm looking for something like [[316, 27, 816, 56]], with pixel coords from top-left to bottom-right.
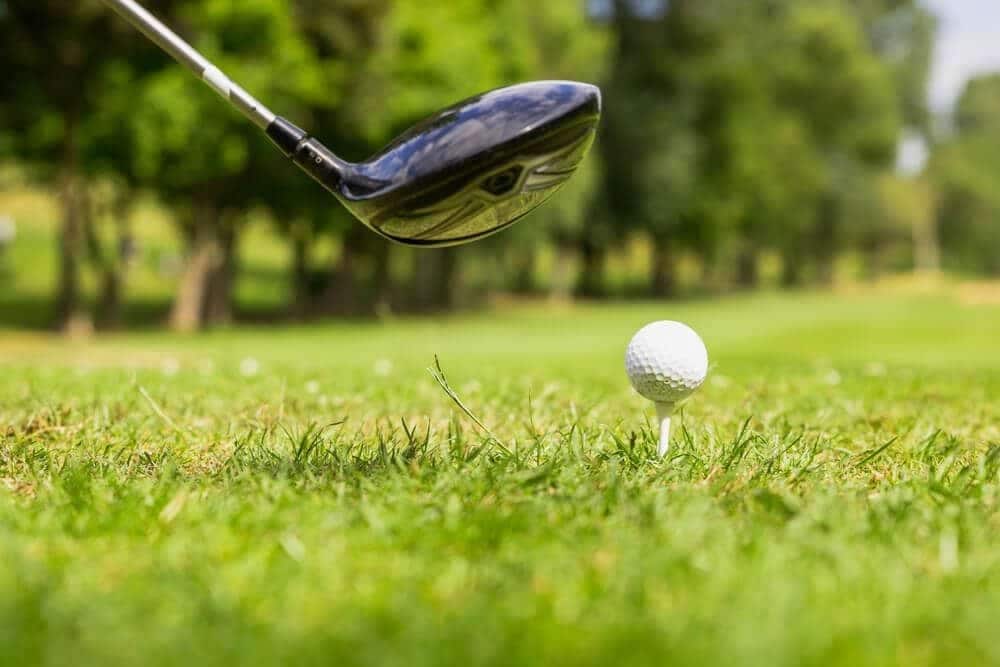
[[1, 288, 999, 666]]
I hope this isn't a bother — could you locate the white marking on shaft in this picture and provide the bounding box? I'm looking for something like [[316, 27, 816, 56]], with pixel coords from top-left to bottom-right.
[[202, 66, 232, 99]]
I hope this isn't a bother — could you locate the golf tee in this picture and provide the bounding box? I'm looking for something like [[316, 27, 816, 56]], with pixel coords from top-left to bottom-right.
[[655, 402, 674, 458]]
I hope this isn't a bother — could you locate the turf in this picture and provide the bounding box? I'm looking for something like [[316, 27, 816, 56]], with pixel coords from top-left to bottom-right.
[[1, 289, 999, 666]]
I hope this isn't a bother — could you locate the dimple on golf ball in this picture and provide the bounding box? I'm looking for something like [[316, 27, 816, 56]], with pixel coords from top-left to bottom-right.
[[625, 321, 708, 405]]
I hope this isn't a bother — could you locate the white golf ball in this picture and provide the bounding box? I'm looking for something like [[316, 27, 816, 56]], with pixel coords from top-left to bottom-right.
[[625, 321, 708, 404]]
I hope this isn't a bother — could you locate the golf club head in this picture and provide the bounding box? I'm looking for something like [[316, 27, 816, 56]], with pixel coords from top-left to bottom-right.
[[268, 81, 602, 247]]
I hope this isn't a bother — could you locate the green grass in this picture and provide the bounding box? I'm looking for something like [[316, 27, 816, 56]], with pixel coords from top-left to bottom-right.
[[2, 289, 1000, 666]]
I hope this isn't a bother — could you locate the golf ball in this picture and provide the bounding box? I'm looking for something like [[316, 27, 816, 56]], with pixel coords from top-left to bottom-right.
[[625, 321, 708, 404]]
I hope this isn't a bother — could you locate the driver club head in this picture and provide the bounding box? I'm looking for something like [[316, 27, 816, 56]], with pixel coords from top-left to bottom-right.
[[267, 81, 602, 247]]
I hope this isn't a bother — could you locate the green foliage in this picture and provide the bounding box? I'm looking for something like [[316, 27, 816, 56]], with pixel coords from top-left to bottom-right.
[[372, 1, 607, 137], [594, 0, 906, 283], [1, 291, 1000, 664], [126, 1, 336, 201], [850, 0, 936, 133], [0, 1, 133, 173], [954, 73, 1000, 135], [375, 1, 532, 129], [6, 0, 999, 324], [931, 74, 1000, 276], [778, 3, 900, 163]]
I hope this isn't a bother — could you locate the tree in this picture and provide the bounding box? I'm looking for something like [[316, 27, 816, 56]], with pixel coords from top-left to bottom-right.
[[878, 173, 937, 276], [591, 0, 715, 297], [0, 0, 158, 331], [463, 0, 610, 300], [256, 0, 391, 318], [122, 0, 379, 330], [851, 0, 938, 272], [850, 0, 936, 135], [361, 0, 608, 310], [772, 3, 901, 283], [930, 75, 1000, 276], [591, 0, 901, 293]]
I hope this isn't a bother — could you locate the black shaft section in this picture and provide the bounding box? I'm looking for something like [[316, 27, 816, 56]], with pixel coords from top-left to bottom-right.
[[265, 117, 347, 193], [265, 117, 308, 157], [290, 138, 347, 193]]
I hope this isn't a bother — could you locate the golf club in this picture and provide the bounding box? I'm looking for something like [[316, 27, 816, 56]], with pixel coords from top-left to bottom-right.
[[101, 0, 602, 247]]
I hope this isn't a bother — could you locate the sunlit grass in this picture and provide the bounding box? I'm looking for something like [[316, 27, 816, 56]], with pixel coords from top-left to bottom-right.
[[1, 290, 999, 665]]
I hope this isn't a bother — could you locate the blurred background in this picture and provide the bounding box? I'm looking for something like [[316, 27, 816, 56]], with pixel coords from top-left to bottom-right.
[[1, 0, 997, 334]]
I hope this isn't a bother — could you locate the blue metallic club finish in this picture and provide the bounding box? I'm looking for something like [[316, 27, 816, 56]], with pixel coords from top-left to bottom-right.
[[101, 1, 599, 247], [268, 81, 602, 247]]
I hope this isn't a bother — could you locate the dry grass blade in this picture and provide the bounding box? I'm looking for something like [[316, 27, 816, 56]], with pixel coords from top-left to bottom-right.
[[428, 355, 511, 455], [138, 385, 192, 440]]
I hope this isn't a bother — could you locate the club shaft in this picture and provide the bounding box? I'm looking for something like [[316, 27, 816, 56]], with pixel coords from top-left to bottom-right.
[[101, 0, 276, 129]]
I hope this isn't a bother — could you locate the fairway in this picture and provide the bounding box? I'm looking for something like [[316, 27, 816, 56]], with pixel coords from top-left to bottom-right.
[[2, 289, 999, 666]]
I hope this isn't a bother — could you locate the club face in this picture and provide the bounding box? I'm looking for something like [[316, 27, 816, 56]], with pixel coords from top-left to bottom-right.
[[338, 81, 602, 247]]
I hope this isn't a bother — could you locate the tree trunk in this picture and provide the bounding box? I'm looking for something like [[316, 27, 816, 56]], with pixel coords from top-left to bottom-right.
[[95, 193, 133, 330], [781, 247, 803, 287], [412, 248, 459, 312], [862, 236, 888, 283], [650, 235, 677, 297], [371, 239, 392, 315], [291, 232, 311, 318], [96, 267, 123, 330], [203, 220, 236, 326], [55, 113, 90, 334], [575, 237, 606, 298], [549, 244, 576, 301], [735, 242, 758, 289], [511, 249, 536, 294], [989, 256, 1000, 278], [170, 203, 220, 332], [913, 216, 940, 274], [436, 248, 459, 310], [411, 252, 434, 311], [699, 252, 721, 293], [321, 226, 364, 315], [813, 195, 838, 286]]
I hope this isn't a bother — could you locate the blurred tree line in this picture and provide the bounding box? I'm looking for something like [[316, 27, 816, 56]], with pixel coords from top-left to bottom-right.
[[0, 0, 996, 332]]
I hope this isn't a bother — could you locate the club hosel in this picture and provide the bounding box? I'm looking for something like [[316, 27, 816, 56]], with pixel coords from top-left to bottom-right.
[[265, 117, 346, 193], [291, 138, 348, 193], [265, 117, 307, 157]]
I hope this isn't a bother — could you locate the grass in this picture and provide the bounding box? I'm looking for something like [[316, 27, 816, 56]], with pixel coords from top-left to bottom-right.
[[2, 288, 1000, 666]]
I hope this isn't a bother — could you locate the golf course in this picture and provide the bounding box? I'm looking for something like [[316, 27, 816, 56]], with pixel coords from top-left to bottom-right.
[[3, 288, 998, 665], [5, 1, 1000, 664]]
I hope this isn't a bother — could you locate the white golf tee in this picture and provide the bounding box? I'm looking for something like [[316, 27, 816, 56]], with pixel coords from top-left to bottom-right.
[[656, 402, 674, 458]]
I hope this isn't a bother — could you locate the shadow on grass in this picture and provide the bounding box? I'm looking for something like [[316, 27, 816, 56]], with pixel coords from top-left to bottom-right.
[[0, 296, 54, 330], [0, 296, 175, 332], [0, 284, 736, 333]]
